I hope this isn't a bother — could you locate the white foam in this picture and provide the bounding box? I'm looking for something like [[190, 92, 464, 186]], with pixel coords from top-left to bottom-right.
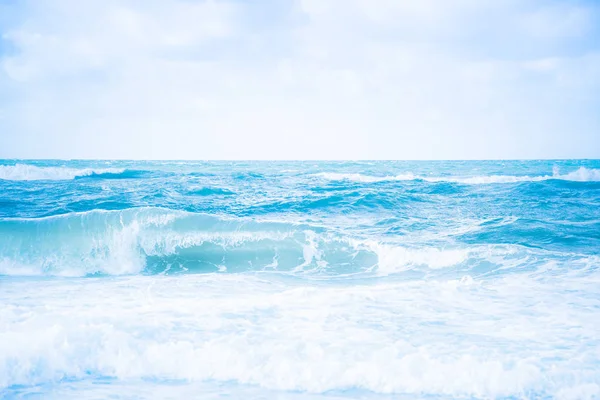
[[314, 167, 600, 184], [1, 273, 599, 397], [558, 166, 600, 182], [0, 164, 125, 181], [294, 230, 327, 272], [364, 242, 469, 274]]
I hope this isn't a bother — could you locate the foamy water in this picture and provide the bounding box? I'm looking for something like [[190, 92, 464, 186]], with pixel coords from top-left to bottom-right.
[[1, 160, 599, 399]]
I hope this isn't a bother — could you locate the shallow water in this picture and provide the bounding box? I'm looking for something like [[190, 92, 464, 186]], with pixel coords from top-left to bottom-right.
[[1, 160, 599, 399]]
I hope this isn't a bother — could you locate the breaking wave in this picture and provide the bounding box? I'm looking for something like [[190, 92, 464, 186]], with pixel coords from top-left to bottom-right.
[[314, 167, 600, 184], [0, 164, 132, 181], [0, 208, 556, 278]]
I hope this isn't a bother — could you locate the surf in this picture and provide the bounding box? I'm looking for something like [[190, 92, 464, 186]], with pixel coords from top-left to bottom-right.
[[0, 164, 155, 181], [0, 208, 595, 278], [1, 160, 599, 399], [314, 167, 600, 184]]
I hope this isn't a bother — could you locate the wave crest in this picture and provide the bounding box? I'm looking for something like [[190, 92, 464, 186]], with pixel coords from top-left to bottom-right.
[[315, 167, 600, 184], [0, 164, 127, 181], [0, 208, 524, 277]]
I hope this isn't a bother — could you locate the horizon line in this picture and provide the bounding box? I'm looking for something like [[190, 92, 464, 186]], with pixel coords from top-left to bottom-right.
[[1, 158, 599, 162]]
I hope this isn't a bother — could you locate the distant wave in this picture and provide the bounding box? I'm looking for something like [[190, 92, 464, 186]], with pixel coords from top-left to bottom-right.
[[76, 169, 152, 180], [0, 164, 127, 181], [315, 167, 600, 184], [314, 172, 417, 183], [185, 187, 236, 196]]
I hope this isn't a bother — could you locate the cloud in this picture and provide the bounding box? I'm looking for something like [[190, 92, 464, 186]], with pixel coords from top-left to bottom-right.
[[520, 3, 596, 39], [0, 0, 599, 159]]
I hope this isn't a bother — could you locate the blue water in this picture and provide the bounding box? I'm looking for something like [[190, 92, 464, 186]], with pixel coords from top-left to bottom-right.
[[1, 160, 599, 399]]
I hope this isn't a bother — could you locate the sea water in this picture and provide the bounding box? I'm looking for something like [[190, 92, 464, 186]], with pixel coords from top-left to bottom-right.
[[0, 160, 599, 399]]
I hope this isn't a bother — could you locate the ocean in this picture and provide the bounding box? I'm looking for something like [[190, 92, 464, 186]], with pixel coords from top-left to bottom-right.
[[0, 160, 599, 399]]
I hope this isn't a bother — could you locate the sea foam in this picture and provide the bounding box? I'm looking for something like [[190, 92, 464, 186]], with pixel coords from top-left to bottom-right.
[[315, 167, 600, 184], [1, 273, 599, 398], [0, 164, 126, 181]]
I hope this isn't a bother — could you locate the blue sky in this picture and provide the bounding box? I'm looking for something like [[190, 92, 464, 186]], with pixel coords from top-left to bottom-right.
[[0, 0, 599, 159]]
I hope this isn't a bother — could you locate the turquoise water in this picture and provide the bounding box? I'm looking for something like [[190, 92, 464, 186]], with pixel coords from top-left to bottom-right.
[[1, 160, 599, 399]]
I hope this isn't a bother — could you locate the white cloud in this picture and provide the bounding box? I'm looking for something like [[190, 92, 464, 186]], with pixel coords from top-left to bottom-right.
[[0, 0, 599, 159], [520, 4, 595, 38]]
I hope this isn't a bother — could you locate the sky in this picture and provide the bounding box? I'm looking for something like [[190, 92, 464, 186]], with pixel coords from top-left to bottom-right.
[[0, 0, 599, 160]]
